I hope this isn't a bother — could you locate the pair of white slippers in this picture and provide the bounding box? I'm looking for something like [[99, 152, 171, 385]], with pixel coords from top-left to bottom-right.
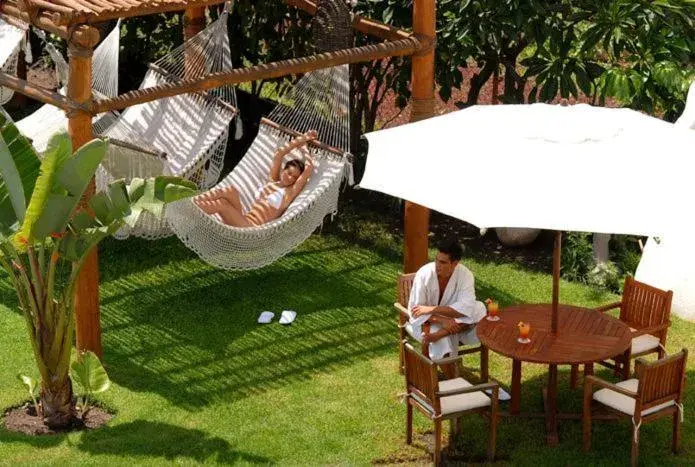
[[257, 310, 297, 325]]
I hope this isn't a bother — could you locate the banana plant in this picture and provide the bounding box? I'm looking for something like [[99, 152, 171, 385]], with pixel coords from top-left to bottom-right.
[[0, 109, 197, 428]]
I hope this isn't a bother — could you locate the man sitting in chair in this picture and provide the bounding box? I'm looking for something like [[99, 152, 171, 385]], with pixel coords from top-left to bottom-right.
[[408, 237, 487, 360]]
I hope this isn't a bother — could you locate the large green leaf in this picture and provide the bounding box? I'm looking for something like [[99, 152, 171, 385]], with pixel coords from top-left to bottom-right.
[[0, 110, 41, 236], [57, 138, 107, 197], [16, 133, 109, 247], [16, 132, 71, 246], [124, 177, 196, 227], [70, 351, 111, 396]]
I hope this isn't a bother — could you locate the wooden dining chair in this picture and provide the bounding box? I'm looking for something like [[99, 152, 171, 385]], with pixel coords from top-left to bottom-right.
[[570, 276, 672, 388], [403, 342, 499, 465], [395, 273, 489, 382], [582, 349, 687, 467]]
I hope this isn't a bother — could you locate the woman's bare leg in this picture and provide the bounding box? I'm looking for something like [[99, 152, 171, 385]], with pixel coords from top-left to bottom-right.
[[195, 186, 243, 211], [196, 198, 252, 227]]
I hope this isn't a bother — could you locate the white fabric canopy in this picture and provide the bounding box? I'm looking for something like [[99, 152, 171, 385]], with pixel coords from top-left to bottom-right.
[[675, 82, 695, 130], [636, 233, 695, 321], [360, 103, 694, 237]]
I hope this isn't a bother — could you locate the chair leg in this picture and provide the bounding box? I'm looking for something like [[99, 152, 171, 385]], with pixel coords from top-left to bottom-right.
[[406, 403, 413, 445], [631, 426, 640, 467], [672, 411, 681, 454], [658, 346, 666, 360], [488, 410, 498, 461], [399, 339, 405, 375], [570, 364, 579, 389], [480, 345, 489, 382], [582, 382, 592, 451], [622, 350, 632, 380], [434, 419, 442, 467]]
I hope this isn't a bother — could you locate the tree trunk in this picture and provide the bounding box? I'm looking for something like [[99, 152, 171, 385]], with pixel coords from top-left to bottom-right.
[[41, 377, 75, 428], [593, 233, 611, 264]]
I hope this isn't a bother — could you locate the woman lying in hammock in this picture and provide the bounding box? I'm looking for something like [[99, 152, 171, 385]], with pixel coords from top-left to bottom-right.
[[194, 130, 318, 227]]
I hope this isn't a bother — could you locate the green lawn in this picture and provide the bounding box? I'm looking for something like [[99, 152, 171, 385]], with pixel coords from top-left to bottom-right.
[[0, 233, 693, 465]]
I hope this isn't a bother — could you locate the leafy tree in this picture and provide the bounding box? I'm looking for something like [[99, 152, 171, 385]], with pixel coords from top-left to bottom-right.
[[0, 110, 196, 428]]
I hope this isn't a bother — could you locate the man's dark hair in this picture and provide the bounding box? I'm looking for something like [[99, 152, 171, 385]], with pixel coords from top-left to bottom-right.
[[285, 159, 306, 174], [436, 237, 464, 262]]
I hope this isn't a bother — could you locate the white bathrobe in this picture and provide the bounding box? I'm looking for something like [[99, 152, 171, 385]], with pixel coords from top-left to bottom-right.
[[407, 262, 487, 359]]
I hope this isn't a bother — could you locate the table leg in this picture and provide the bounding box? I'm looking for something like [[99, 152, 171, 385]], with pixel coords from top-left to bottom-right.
[[545, 364, 559, 446], [511, 359, 522, 415], [584, 362, 594, 379]]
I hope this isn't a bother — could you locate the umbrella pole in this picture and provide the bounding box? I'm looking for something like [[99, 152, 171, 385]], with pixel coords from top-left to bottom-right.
[[551, 231, 562, 333]]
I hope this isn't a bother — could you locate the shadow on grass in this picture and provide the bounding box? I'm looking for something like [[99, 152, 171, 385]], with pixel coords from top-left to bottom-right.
[[76, 420, 268, 464], [379, 364, 694, 465], [98, 236, 404, 409]]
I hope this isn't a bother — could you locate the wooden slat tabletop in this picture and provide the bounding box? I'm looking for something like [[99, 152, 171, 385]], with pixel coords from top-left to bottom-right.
[[477, 304, 632, 365]]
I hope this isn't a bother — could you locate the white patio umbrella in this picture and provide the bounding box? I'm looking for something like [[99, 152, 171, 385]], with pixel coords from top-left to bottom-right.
[[358, 103, 694, 332]]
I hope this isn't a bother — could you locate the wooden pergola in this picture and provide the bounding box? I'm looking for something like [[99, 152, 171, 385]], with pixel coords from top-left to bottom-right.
[[0, 0, 434, 356]]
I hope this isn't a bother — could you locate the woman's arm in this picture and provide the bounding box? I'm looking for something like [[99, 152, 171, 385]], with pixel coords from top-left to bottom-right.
[[269, 130, 318, 182], [285, 155, 314, 202]]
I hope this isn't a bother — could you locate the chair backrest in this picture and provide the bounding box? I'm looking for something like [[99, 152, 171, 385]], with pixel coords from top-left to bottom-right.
[[621, 276, 673, 329], [403, 343, 440, 413], [636, 349, 688, 412], [397, 273, 416, 307]]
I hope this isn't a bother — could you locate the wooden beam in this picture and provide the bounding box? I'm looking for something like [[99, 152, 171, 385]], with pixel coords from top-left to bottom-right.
[[282, 0, 412, 41], [0, 7, 99, 48], [68, 42, 102, 358], [0, 71, 84, 112], [94, 37, 424, 114], [261, 118, 345, 157], [403, 0, 435, 273]]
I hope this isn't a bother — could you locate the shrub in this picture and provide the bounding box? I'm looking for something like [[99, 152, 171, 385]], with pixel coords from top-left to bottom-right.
[[561, 232, 594, 283]]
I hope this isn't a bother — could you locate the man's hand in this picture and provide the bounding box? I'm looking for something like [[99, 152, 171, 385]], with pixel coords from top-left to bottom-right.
[[443, 320, 463, 334], [412, 305, 436, 317]]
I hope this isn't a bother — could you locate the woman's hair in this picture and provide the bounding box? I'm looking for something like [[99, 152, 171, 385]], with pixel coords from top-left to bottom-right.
[[436, 236, 464, 262], [284, 159, 305, 174]]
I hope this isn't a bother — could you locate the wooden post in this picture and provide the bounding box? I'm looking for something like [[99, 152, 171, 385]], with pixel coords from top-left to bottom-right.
[[404, 0, 435, 273], [551, 230, 562, 334], [184, 7, 206, 79], [184, 7, 206, 39], [68, 40, 102, 358], [11, 49, 27, 108]]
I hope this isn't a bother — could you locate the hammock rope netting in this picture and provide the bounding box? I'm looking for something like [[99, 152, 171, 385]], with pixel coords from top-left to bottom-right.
[[0, 18, 26, 105], [3, 2, 354, 270], [15, 21, 121, 152], [166, 0, 354, 270], [98, 11, 239, 239]]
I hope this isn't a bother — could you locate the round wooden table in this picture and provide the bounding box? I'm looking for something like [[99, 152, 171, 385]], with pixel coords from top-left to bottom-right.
[[477, 304, 632, 445]]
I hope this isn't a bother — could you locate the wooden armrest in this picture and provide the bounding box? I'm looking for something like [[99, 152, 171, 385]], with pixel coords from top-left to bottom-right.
[[394, 302, 409, 315], [629, 322, 670, 337], [595, 301, 622, 313], [585, 375, 637, 398], [436, 381, 499, 397]]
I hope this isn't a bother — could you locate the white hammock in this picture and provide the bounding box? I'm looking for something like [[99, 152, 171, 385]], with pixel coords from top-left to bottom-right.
[[0, 18, 27, 105], [99, 11, 239, 239], [15, 21, 121, 152], [167, 64, 353, 270]]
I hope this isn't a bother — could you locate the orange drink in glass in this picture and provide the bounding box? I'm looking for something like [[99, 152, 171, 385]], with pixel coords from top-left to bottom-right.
[[517, 321, 531, 344], [485, 298, 500, 321]]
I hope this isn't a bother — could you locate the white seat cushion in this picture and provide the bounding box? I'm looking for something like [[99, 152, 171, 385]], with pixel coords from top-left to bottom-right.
[[593, 378, 675, 416], [438, 377, 491, 415], [631, 333, 661, 355]]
